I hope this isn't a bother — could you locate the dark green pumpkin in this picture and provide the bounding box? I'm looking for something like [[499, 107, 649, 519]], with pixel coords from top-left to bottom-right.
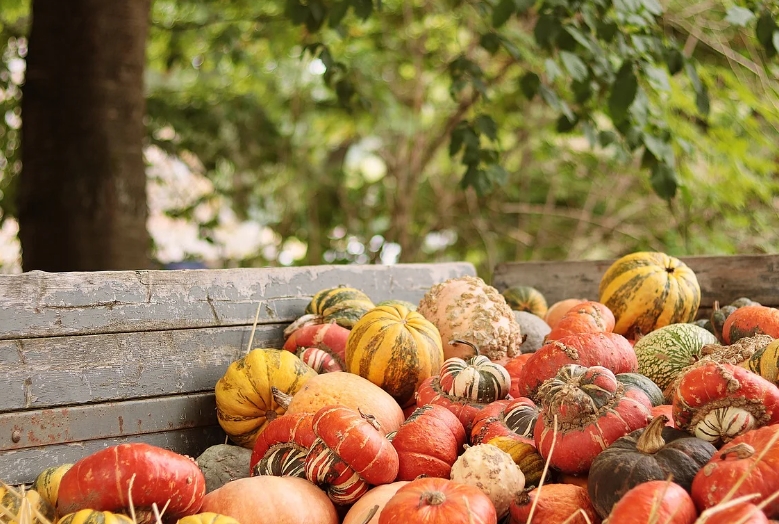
[[587, 415, 717, 519], [305, 286, 375, 329], [501, 285, 548, 318], [711, 303, 737, 343], [616, 372, 665, 407]]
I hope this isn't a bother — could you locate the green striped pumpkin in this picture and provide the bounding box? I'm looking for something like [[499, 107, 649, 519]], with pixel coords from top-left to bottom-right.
[[502, 286, 548, 318], [345, 304, 444, 408], [31, 462, 73, 508], [616, 372, 665, 407], [741, 338, 779, 383], [598, 252, 701, 338], [59, 510, 135, 524], [633, 323, 718, 393], [438, 351, 511, 404], [305, 286, 375, 329], [0, 486, 56, 524], [376, 299, 417, 311]]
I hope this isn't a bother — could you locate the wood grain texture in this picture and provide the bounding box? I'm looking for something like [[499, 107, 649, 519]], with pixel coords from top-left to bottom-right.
[[0, 263, 475, 340], [0, 324, 282, 413], [1, 426, 226, 486], [493, 254, 779, 316]]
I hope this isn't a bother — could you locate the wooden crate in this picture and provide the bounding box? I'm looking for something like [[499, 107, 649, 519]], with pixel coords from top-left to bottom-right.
[[493, 254, 779, 318], [0, 262, 475, 485]]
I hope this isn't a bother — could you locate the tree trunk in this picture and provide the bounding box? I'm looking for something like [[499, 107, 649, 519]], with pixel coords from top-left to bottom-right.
[[18, 0, 151, 271]]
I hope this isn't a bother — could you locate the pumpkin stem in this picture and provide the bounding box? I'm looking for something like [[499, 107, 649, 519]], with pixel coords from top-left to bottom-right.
[[636, 415, 668, 454], [720, 443, 756, 460], [271, 386, 293, 409], [448, 339, 480, 357], [420, 490, 447, 507], [358, 407, 383, 432]]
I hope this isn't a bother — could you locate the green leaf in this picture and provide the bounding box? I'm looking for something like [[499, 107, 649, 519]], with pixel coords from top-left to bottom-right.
[[450, 123, 466, 156], [329, 1, 350, 27], [499, 36, 523, 60], [566, 26, 595, 52], [285, 0, 309, 25], [534, 14, 561, 49], [306, 0, 326, 31], [650, 162, 678, 200], [520, 72, 540, 99], [485, 163, 509, 186], [353, 0, 373, 20], [461, 165, 491, 196], [685, 61, 702, 92], [756, 13, 777, 49], [572, 78, 593, 103], [629, 89, 649, 127], [725, 6, 756, 27], [475, 114, 498, 141], [556, 112, 579, 132], [545, 58, 562, 82], [492, 0, 516, 28], [599, 130, 617, 147], [480, 33, 501, 54], [560, 51, 588, 82], [608, 61, 638, 126], [641, 0, 663, 16], [664, 47, 684, 75], [582, 121, 598, 147], [774, 31, 779, 55], [643, 134, 674, 166], [514, 0, 535, 14], [462, 128, 481, 164], [596, 20, 618, 42], [696, 84, 710, 117], [615, 0, 641, 13], [645, 65, 670, 91]]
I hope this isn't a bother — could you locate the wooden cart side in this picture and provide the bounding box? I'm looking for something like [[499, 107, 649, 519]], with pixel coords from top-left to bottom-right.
[[0, 262, 476, 485], [492, 254, 779, 316]]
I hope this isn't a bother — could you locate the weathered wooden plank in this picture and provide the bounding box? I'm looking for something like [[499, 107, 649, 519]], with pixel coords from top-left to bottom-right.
[[0, 324, 283, 413], [492, 254, 779, 315], [0, 426, 227, 486], [0, 263, 475, 340], [0, 392, 217, 452]]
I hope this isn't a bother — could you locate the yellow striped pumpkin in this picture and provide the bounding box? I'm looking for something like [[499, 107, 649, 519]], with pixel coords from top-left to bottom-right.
[[0, 486, 55, 524], [31, 462, 72, 509], [598, 252, 701, 338], [345, 304, 444, 408], [741, 338, 779, 383], [59, 510, 135, 524], [177, 513, 241, 524], [486, 436, 546, 487], [502, 286, 548, 318], [305, 286, 375, 329], [216, 348, 317, 448]]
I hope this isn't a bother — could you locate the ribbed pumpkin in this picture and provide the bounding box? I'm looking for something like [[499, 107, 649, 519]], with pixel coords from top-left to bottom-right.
[[215, 348, 317, 448], [616, 372, 666, 407], [502, 286, 548, 318], [485, 436, 546, 488], [59, 510, 136, 524], [0, 487, 55, 524], [438, 340, 510, 404], [633, 323, 718, 394], [249, 412, 316, 478], [722, 305, 779, 344], [345, 304, 444, 408], [305, 286, 375, 329], [177, 513, 241, 524], [31, 462, 73, 508], [598, 252, 701, 338], [742, 338, 779, 383]]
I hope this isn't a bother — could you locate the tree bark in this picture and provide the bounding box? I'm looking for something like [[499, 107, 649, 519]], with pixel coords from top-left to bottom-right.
[[18, 0, 152, 271]]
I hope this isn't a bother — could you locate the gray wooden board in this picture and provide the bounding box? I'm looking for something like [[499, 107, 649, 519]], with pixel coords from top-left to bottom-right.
[[1, 426, 227, 486], [0, 263, 476, 340], [493, 254, 779, 316], [0, 324, 283, 413], [0, 392, 218, 452]]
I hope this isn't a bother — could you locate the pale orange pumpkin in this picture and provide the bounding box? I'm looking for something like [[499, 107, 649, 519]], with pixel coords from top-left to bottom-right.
[[544, 298, 588, 330], [509, 484, 601, 524], [342, 481, 410, 524]]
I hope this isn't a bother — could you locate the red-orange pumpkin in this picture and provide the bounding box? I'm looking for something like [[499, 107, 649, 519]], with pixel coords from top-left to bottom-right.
[[697, 501, 770, 524], [470, 397, 538, 446], [283, 323, 350, 372], [342, 481, 410, 524], [723, 305, 779, 344], [414, 375, 489, 432], [249, 412, 316, 478], [509, 484, 601, 524], [544, 298, 588, 330], [605, 480, 697, 524], [378, 477, 497, 524], [545, 301, 615, 341]]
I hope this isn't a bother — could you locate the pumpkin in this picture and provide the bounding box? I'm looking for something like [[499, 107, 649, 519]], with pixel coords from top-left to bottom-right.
[[417, 275, 522, 361], [509, 484, 601, 524], [544, 298, 588, 330], [515, 332, 638, 401], [249, 412, 316, 478], [388, 404, 466, 481], [545, 300, 615, 341], [485, 436, 546, 488], [502, 285, 548, 318], [200, 475, 338, 524], [345, 303, 444, 407], [57, 443, 205, 521], [587, 415, 717, 518], [514, 311, 552, 353], [534, 364, 652, 475], [283, 369, 404, 435], [305, 405, 399, 505], [449, 443, 524, 519], [305, 286, 375, 329], [697, 501, 770, 524], [632, 323, 719, 394], [650, 404, 676, 427], [722, 305, 779, 344], [294, 347, 345, 373], [598, 251, 701, 339], [176, 514, 241, 524], [414, 375, 491, 432], [504, 353, 533, 398], [438, 340, 511, 404], [341, 481, 410, 524], [31, 462, 72, 508], [604, 480, 697, 524], [742, 338, 779, 383], [283, 322, 350, 371], [378, 477, 497, 524], [376, 299, 417, 311], [470, 397, 538, 446], [59, 510, 136, 524], [711, 302, 738, 343], [672, 362, 779, 445], [691, 424, 779, 517], [616, 372, 666, 406], [215, 348, 317, 448], [0, 486, 55, 524]]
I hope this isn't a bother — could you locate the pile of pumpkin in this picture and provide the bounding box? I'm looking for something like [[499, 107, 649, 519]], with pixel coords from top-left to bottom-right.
[[7, 251, 779, 524]]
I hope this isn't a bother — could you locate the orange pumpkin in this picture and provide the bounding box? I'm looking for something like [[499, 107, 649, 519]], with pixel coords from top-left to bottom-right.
[[509, 484, 601, 524], [605, 480, 697, 524], [544, 298, 588, 329], [341, 481, 410, 524], [545, 301, 615, 341], [723, 305, 779, 344]]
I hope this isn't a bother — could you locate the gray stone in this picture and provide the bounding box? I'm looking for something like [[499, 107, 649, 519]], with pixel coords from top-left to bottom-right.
[[196, 443, 253, 493], [514, 311, 551, 353]]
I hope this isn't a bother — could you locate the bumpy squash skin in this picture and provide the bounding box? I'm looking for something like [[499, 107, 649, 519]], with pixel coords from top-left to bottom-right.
[[742, 338, 779, 383], [346, 304, 444, 408], [417, 275, 521, 362], [215, 348, 317, 448], [598, 251, 701, 338]]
